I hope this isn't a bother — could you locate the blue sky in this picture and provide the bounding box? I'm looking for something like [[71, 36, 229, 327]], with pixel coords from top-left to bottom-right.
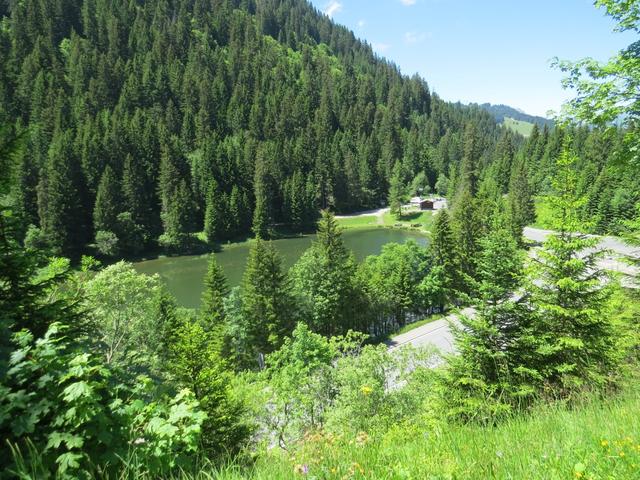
[[308, 0, 636, 117]]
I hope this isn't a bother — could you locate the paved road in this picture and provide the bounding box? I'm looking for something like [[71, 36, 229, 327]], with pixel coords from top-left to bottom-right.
[[385, 308, 474, 355], [388, 229, 639, 353], [523, 227, 639, 257]]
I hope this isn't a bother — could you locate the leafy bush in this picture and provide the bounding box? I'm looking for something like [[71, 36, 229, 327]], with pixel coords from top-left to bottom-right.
[[0, 323, 206, 479], [95, 230, 119, 257]]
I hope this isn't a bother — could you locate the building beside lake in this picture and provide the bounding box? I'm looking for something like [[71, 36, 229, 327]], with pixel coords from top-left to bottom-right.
[[409, 197, 434, 210]]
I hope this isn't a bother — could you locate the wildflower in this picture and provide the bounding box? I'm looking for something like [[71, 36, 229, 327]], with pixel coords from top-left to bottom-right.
[[360, 385, 373, 396], [601, 440, 609, 447], [294, 464, 309, 475], [356, 431, 369, 446], [619, 451, 625, 457]]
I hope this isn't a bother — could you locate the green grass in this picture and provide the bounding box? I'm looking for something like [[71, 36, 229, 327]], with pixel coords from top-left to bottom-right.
[[193, 388, 640, 479], [335, 209, 434, 233], [383, 210, 434, 231], [502, 117, 535, 137], [391, 313, 445, 337], [335, 215, 381, 229], [532, 196, 555, 229]]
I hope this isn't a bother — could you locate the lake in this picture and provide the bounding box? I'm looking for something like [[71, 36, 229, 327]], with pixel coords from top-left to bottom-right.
[[134, 228, 428, 308]]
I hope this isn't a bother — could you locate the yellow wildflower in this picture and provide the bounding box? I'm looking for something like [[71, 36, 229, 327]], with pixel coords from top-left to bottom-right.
[[601, 440, 609, 447], [360, 385, 373, 396]]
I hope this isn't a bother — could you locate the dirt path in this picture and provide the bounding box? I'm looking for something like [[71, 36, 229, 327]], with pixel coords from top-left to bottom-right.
[[335, 207, 389, 225]]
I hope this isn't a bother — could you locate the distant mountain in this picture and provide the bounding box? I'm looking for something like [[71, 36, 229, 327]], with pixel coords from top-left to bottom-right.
[[476, 103, 554, 129]]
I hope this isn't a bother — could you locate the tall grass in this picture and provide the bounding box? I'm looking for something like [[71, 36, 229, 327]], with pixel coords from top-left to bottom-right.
[[105, 388, 640, 479]]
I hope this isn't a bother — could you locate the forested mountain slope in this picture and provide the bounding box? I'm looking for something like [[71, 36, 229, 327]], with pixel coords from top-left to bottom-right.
[[478, 102, 554, 128], [0, 0, 501, 256]]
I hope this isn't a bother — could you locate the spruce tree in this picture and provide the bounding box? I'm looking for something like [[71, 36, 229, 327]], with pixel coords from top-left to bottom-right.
[[475, 211, 523, 304], [200, 255, 229, 334], [41, 130, 88, 255], [527, 143, 618, 392], [421, 209, 460, 311], [204, 180, 225, 243], [241, 237, 295, 363], [507, 158, 536, 243], [252, 158, 271, 238], [452, 185, 482, 288], [93, 165, 121, 234], [388, 161, 404, 219], [291, 210, 362, 336]]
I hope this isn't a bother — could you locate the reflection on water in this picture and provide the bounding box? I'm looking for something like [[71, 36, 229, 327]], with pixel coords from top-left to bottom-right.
[[134, 228, 428, 308]]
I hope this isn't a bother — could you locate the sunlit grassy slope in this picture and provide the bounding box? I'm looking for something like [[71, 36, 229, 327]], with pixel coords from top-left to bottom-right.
[[502, 116, 535, 137], [169, 388, 640, 479]]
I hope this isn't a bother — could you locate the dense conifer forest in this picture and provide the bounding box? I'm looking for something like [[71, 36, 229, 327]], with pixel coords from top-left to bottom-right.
[[1, 0, 639, 478]]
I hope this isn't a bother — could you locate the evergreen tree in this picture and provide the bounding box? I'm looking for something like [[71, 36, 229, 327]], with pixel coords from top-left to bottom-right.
[[252, 158, 271, 238], [507, 159, 536, 243], [527, 143, 618, 392], [168, 312, 249, 456], [241, 237, 295, 363], [475, 210, 523, 304], [40, 130, 88, 255], [122, 153, 156, 243], [420, 209, 460, 311], [452, 185, 482, 288], [291, 210, 363, 336], [93, 165, 121, 234], [388, 161, 404, 219], [204, 180, 225, 243], [200, 255, 229, 337]]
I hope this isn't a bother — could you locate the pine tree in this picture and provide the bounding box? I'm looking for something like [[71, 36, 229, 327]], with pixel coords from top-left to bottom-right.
[[41, 130, 88, 255], [475, 210, 523, 305], [122, 154, 156, 243], [252, 158, 271, 238], [204, 180, 225, 243], [452, 185, 481, 288], [291, 210, 362, 336], [93, 165, 121, 234], [459, 123, 481, 196], [241, 237, 295, 363], [421, 209, 460, 311], [388, 161, 404, 219], [200, 255, 229, 335], [527, 142, 618, 392], [507, 158, 536, 243]]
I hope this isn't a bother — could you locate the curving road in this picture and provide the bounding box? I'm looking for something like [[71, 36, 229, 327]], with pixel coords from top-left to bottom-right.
[[387, 228, 639, 353]]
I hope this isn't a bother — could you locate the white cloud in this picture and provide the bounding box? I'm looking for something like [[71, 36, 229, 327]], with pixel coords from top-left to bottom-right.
[[399, 0, 417, 5], [373, 42, 391, 53], [357, 19, 366, 28], [323, 1, 343, 17], [404, 31, 428, 44]]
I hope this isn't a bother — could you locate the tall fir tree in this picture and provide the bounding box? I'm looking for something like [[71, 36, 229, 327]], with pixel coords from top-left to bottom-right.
[[200, 255, 230, 356], [388, 161, 404, 219], [291, 210, 362, 336], [507, 158, 536, 243], [452, 185, 482, 289], [527, 142, 618, 392], [40, 130, 88, 255], [241, 237, 295, 363], [93, 165, 121, 234], [420, 209, 461, 311]]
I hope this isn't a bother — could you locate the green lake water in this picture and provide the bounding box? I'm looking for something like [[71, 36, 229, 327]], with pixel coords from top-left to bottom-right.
[[134, 228, 428, 308]]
